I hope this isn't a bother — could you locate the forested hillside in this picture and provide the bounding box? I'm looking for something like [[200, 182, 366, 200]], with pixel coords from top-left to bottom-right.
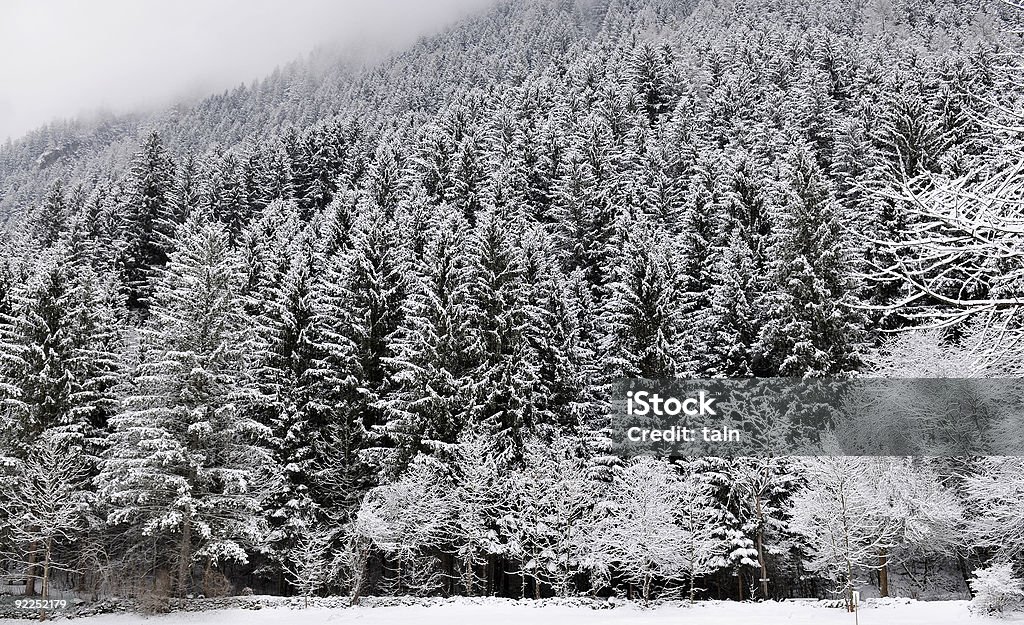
[[1, 0, 1023, 612]]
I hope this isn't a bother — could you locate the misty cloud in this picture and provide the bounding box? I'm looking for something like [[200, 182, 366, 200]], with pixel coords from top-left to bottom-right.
[[0, 0, 497, 141]]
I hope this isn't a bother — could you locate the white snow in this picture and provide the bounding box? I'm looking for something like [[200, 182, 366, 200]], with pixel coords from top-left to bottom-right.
[[5, 598, 1021, 625]]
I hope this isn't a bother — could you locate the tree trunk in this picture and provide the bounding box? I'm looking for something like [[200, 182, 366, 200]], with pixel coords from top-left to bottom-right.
[[754, 492, 769, 600], [39, 538, 52, 622], [24, 538, 37, 597], [177, 513, 192, 599], [756, 530, 768, 599], [878, 549, 889, 598]]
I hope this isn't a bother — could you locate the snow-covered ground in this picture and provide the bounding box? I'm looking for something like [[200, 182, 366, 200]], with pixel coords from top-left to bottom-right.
[[4, 598, 1021, 625]]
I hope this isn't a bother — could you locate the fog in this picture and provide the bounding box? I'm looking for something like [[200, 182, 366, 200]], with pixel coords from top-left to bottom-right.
[[0, 0, 498, 142]]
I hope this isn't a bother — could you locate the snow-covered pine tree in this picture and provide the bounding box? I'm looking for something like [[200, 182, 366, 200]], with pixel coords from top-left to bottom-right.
[[365, 138, 407, 217], [628, 42, 678, 127], [674, 158, 722, 376], [248, 218, 337, 579], [518, 225, 594, 430], [872, 84, 946, 182], [466, 207, 536, 464], [602, 217, 685, 380], [393, 184, 440, 263], [688, 456, 769, 601], [728, 457, 804, 600], [97, 214, 271, 598], [756, 145, 861, 377], [451, 132, 489, 227], [674, 459, 728, 602], [66, 180, 123, 274], [707, 234, 758, 377], [206, 151, 252, 245], [121, 131, 176, 310], [337, 202, 408, 445], [28, 181, 68, 248], [386, 213, 479, 472], [0, 246, 122, 459], [302, 199, 396, 522], [290, 118, 359, 217], [550, 119, 619, 297], [448, 429, 507, 596], [166, 151, 204, 231]]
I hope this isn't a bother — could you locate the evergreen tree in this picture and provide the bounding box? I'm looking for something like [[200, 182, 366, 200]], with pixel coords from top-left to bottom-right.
[[337, 203, 408, 437], [122, 132, 176, 309], [387, 214, 479, 472], [0, 247, 122, 459], [29, 181, 68, 248], [756, 146, 861, 376], [602, 218, 684, 379], [97, 215, 270, 597], [466, 208, 535, 463]]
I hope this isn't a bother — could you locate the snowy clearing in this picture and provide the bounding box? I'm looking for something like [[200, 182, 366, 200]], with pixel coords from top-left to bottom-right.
[[4, 599, 1022, 625]]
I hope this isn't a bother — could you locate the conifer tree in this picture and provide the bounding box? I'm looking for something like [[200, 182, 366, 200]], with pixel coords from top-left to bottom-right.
[[29, 182, 68, 248], [602, 218, 684, 379], [336, 203, 408, 438], [387, 214, 479, 472], [122, 132, 176, 309], [97, 214, 270, 597], [756, 146, 861, 376], [466, 208, 535, 463], [0, 247, 122, 459]]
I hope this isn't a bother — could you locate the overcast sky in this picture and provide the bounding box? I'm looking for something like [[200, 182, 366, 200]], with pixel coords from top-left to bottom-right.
[[0, 0, 497, 142]]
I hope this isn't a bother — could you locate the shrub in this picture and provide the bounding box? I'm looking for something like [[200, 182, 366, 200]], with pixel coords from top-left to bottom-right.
[[969, 563, 1024, 616]]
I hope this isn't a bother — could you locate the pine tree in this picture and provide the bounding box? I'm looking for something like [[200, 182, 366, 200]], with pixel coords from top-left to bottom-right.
[[602, 218, 684, 379], [207, 151, 252, 244], [707, 234, 758, 377], [97, 215, 270, 597], [629, 42, 677, 126], [167, 151, 204, 230], [0, 247, 122, 459], [467, 208, 535, 463], [339, 203, 408, 434], [756, 146, 861, 377], [550, 122, 619, 296], [252, 234, 335, 574], [387, 214, 479, 472], [676, 162, 723, 375], [29, 182, 68, 248], [307, 203, 393, 516], [519, 226, 593, 430], [122, 131, 176, 310], [872, 85, 946, 181]]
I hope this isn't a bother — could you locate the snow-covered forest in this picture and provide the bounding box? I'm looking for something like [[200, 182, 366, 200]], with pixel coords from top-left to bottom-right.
[[1, 0, 1024, 617]]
